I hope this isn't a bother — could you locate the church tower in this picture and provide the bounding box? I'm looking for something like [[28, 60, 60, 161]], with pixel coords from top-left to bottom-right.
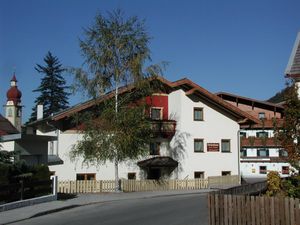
[[4, 74, 22, 131]]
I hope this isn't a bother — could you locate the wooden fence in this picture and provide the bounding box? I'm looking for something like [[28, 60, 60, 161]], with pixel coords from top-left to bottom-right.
[[122, 179, 208, 192], [208, 193, 300, 225], [58, 180, 115, 193], [58, 175, 240, 193]]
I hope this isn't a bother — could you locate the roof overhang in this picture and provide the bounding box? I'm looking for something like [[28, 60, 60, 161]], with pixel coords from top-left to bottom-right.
[[137, 156, 178, 168], [0, 133, 21, 142], [286, 32, 300, 76], [30, 76, 260, 130], [48, 155, 64, 166]]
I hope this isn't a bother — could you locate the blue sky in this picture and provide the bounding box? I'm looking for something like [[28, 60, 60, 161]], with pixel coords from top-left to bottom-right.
[[1, 0, 300, 122]]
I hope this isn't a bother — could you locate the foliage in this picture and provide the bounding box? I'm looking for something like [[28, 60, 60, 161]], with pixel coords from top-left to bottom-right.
[[0, 150, 15, 164], [281, 175, 300, 198], [267, 86, 293, 103], [70, 86, 154, 165], [28, 51, 70, 122], [274, 79, 300, 171], [71, 9, 165, 190], [266, 171, 282, 197], [0, 161, 50, 185]]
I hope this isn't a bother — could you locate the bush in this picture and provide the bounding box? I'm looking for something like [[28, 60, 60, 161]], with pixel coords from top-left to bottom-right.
[[266, 171, 282, 197], [32, 164, 50, 181], [282, 175, 300, 198]]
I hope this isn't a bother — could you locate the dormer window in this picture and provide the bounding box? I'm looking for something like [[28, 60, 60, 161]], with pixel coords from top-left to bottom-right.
[[258, 112, 266, 120], [151, 107, 162, 120]]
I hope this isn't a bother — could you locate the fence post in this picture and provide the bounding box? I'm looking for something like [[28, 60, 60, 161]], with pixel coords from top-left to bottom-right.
[[50, 175, 58, 200], [20, 180, 24, 200]]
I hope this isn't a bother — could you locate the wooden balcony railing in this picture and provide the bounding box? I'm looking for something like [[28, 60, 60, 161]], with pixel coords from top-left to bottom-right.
[[241, 137, 281, 147], [151, 120, 176, 139]]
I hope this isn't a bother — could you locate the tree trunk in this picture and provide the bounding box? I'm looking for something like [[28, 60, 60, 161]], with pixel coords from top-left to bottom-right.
[[114, 80, 119, 192], [114, 158, 119, 191]]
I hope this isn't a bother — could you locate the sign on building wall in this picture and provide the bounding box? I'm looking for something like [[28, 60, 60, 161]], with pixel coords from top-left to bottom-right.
[[207, 143, 219, 152]]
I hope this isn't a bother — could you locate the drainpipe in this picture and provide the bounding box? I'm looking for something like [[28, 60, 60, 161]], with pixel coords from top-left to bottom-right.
[[237, 129, 241, 185]]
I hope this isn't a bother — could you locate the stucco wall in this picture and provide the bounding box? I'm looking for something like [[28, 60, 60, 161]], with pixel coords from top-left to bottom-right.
[[168, 89, 240, 178]]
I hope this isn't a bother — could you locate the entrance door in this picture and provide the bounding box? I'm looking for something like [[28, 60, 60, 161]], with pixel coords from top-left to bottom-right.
[[148, 168, 161, 179]]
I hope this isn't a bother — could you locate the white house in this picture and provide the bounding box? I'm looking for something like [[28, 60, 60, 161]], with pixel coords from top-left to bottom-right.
[[30, 76, 259, 181]]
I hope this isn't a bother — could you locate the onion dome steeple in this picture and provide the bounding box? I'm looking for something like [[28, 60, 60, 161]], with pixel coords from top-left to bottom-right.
[[6, 74, 22, 105]]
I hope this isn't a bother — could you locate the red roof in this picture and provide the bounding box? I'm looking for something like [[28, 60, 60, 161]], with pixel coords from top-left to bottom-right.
[[7, 74, 22, 105], [0, 114, 19, 136], [7, 86, 22, 104], [50, 76, 259, 125], [11, 74, 17, 82]]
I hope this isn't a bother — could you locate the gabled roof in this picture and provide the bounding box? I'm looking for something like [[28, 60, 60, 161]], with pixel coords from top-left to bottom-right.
[[30, 76, 260, 131], [286, 32, 300, 77], [216, 92, 284, 111], [0, 114, 19, 136]]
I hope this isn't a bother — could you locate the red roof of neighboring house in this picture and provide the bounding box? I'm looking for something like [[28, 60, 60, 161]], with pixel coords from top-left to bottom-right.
[[50, 76, 259, 125], [216, 92, 284, 110], [0, 114, 19, 136]]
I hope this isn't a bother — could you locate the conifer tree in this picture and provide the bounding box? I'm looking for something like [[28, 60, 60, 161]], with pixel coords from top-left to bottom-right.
[[28, 52, 70, 122]]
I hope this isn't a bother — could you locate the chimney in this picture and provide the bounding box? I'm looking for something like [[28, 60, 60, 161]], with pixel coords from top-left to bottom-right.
[[37, 105, 43, 120]]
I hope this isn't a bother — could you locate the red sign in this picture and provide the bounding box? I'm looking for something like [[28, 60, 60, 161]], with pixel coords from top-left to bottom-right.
[[207, 143, 219, 152]]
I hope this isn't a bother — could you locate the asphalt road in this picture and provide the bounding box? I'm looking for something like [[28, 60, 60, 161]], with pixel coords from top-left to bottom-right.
[[11, 193, 208, 225]]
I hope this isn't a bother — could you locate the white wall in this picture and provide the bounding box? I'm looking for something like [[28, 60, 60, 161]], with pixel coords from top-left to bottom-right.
[[49, 89, 241, 180], [168, 90, 240, 179], [241, 162, 292, 178], [49, 131, 144, 180]]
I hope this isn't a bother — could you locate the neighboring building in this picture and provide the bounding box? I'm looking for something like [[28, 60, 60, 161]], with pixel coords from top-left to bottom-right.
[[1, 75, 56, 166], [0, 114, 20, 140], [217, 92, 291, 178], [31, 76, 259, 181]]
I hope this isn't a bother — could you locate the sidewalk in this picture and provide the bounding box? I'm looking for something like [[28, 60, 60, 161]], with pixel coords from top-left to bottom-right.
[[0, 189, 211, 225]]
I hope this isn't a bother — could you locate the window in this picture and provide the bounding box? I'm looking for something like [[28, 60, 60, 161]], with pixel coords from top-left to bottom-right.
[[256, 131, 268, 138], [257, 148, 269, 157], [17, 109, 21, 117], [151, 108, 162, 120], [282, 166, 289, 175], [128, 173, 136, 180], [194, 107, 203, 121], [240, 132, 246, 138], [150, 142, 160, 155], [258, 112, 266, 120], [279, 149, 288, 157], [259, 166, 267, 174], [194, 171, 204, 179], [49, 141, 54, 155], [7, 108, 12, 117], [222, 171, 231, 176], [194, 139, 204, 152], [221, 139, 231, 152], [76, 173, 96, 181], [240, 148, 247, 157]]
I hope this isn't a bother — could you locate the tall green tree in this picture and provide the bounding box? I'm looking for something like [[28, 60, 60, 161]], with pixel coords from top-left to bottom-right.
[[274, 79, 300, 172], [71, 9, 164, 191], [28, 52, 70, 122]]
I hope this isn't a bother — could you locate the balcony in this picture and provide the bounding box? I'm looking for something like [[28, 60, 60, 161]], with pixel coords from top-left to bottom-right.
[[241, 137, 281, 147], [151, 120, 176, 139]]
